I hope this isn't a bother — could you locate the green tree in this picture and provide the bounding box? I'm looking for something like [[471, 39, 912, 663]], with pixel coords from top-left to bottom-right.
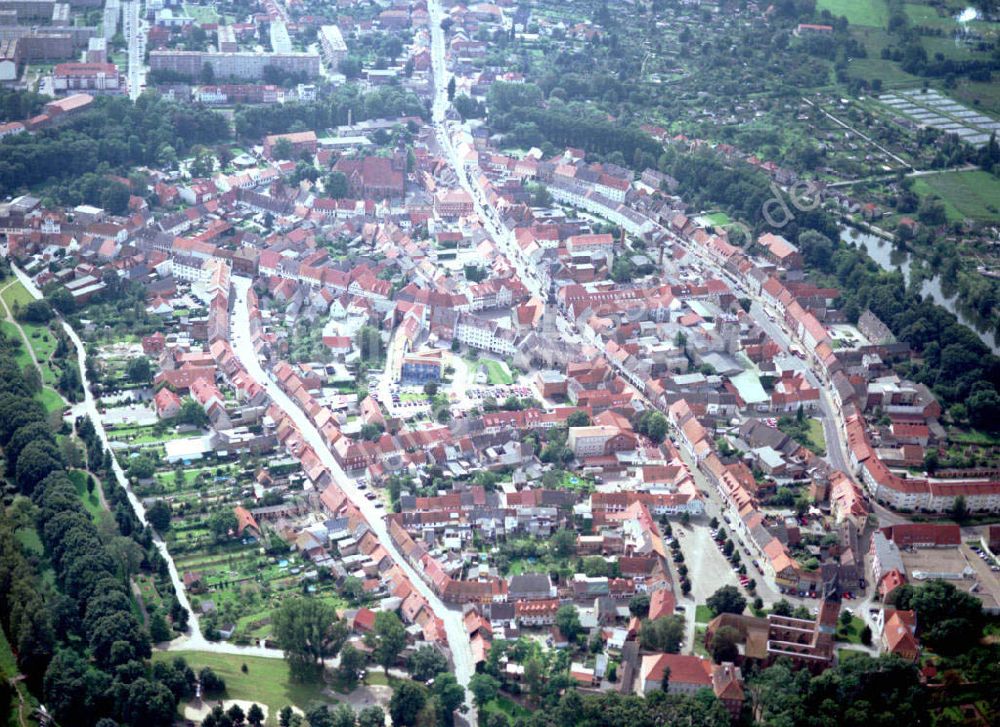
[[409, 645, 448, 682], [357, 706, 385, 727], [709, 625, 740, 663], [247, 703, 265, 727], [199, 666, 226, 693], [389, 681, 426, 727], [271, 597, 348, 680], [555, 604, 582, 642], [639, 615, 685, 653], [366, 611, 407, 673], [629, 593, 651, 618], [326, 172, 349, 199], [146, 500, 171, 532], [126, 356, 152, 384], [550, 528, 577, 558], [706, 585, 746, 616], [336, 643, 365, 690], [272, 138, 295, 160], [468, 673, 499, 708], [432, 673, 465, 723]]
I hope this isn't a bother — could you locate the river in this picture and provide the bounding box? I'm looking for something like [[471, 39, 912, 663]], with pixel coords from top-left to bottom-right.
[[840, 227, 999, 353]]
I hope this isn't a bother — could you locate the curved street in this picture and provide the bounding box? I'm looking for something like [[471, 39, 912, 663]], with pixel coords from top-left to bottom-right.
[[13, 265, 291, 659], [228, 277, 477, 706]]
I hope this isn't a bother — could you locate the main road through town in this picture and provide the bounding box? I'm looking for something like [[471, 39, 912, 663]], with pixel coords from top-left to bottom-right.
[[229, 277, 476, 713]]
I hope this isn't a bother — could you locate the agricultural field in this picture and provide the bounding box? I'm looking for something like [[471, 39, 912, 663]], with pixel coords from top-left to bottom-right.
[[911, 170, 1000, 223], [817, 0, 889, 27]]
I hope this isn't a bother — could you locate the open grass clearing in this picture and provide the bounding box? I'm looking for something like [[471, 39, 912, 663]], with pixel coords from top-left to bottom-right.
[[0, 280, 34, 311], [34, 386, 65, 415], [695, 604, 714, 624], [836, 615, 867, 644], [481, 696, 531, 722], [69, 469, 104, 521], [0, 321, 33, 370], [818, 0, 889, 27], [806, 418, 827, 455], [182, 3, 220, 24], [484, 359, 514, 385], [154, 650, 335, 725], [911, 170, 1000, 223]]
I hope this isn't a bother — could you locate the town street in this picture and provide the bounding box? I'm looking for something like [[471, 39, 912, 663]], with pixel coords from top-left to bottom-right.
[[228, 276, 477, 709]]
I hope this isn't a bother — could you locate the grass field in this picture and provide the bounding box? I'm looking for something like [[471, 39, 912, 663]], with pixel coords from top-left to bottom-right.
[[0, 321, 33, 370], [484, 359, 514, 385], [153, 651, 334, 725], [912, 170, 1000, 223], [951, 77, 1000, 117], [70, 469, 104, 521], [704, 211, 732, 227], [36, 386, 64, 415], [183, 3, 219, 23], [481, 696, 531, 722], [0, 281, 34, 311], [836, 615, 867, 644], [695, 604, 714, 624], [818, 0, 888, 27], [807, 419, 827, 455]]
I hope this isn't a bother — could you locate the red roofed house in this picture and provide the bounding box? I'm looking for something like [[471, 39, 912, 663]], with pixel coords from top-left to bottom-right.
[[881, 609, 919, 662], [154, 388, 182, 419], [233, 506, 261, 538], [264, 131, 318, 160]]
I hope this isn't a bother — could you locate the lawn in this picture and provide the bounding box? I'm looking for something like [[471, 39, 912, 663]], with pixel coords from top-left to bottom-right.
[[183, 3, 220, 24], [484, 359, 514, 385], [818, 0, 889, 27], [0, 321, 33, 370], [911, 170, 1000, 223], [835, 615, 867, 644], [695, 604, 714, 624], [1, 280, 34, 311], [37, 386, 65, 415], [70, 469, 104, 521], [481, 696, 531, 722], [806, 419, 827, 455], [951, 77, 1000, 118], [704, 211, 731, 227], [693, 626, 709, 658], [558, 472, 593, 491], [153, 651, 334, 725]]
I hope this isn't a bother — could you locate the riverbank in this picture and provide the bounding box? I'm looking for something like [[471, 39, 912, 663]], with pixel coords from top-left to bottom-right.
[[839, 225, 999, 353]]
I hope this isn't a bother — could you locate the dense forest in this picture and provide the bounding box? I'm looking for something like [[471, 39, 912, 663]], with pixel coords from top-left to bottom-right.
[[0, 94, 229, 198]]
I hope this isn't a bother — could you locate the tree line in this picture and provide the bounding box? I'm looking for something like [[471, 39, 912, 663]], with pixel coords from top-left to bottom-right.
[[0, 264, 192, 725], [234, 85, 426, 140], [0, 93, 229, 199]]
